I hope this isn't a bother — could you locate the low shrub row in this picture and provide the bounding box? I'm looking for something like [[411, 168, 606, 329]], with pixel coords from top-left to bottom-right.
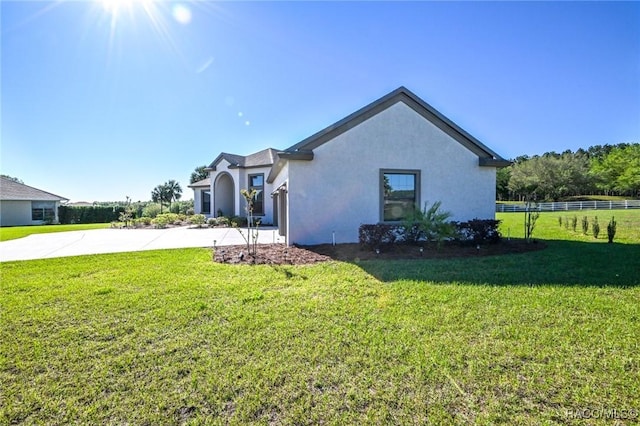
[[558, 215, 617, 242], [359, 219, 502, 248]]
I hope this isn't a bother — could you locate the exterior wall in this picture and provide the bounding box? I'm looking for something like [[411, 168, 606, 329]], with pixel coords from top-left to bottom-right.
[[0, 201, 32, 226], [210, 160, 239, 217], [269, 162, 289, 237], [239, 166, 276, 225], [193, 188, 203, 214], [287, 102, 497, 245], [207, 161, 277, 224], [0, 200, 62, 226]]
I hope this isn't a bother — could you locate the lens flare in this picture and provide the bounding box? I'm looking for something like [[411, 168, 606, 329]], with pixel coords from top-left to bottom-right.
[[172, 4, 192, 25]]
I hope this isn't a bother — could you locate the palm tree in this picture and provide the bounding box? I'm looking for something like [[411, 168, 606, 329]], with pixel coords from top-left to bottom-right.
[[151, 185, 170, 213], [165, 180, 182, 212], [151, 180, 182, 213]]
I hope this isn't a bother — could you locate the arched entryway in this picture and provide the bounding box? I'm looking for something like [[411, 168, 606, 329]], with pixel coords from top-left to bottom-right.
[[214, 172, 234, 217]]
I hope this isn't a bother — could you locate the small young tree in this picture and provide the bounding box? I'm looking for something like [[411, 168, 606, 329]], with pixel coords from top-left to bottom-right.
[[524, 197, 539, 243], [607, 216, 617, 243], [592, 216, 600, 239], [581, 216, 589, 235], [118, 196, 134, 228], [570, 215, 577, 232], [233, 189, 261, 257]]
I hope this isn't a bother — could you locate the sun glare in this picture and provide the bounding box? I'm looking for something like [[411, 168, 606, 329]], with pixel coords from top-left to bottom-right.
[[100, 0, 134, 14]]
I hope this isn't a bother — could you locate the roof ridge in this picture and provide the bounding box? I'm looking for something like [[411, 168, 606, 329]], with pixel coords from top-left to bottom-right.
[[281, 86, 507, 163]]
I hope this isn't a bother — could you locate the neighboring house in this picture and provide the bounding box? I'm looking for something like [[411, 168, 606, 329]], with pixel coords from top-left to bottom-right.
[[0, 177, 68, 226], [193, 86, 509, 245], [67, 201, 94, 207]]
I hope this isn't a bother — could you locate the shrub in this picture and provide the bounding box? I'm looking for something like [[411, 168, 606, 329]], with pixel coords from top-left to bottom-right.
[[581, 216, 589, 235], [216, 217, 230, 227], [358, 224, 403, 248], [570, 215, 577, 232], [558, 216, 563, 227], [133, 218, 154, 228], [455, 219, 502, 245], [592, 217, 600, 239], [189, 214, 206, 228], [564, 217, 569, 230], [230, 216, 248, 227], [152, 215, 170, 229], [607, 217, 616, 243], [142, 204, 162, 218], [158, 213, 180, 225], [402, 201, 455, 246]]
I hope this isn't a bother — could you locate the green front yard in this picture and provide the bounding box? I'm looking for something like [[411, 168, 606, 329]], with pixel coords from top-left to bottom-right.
[[0, 223, 110, 241], [1, 212, 639, 424]]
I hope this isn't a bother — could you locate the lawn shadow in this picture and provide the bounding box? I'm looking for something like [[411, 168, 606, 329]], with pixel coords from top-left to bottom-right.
[[322, 240, 640, 287]]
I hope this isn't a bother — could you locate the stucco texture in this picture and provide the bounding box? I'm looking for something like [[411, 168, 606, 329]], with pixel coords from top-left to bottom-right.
[[286, 102, 496, 245]]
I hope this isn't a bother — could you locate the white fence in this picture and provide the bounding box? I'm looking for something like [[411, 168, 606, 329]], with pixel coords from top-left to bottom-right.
[[496, 200, 640, 213]]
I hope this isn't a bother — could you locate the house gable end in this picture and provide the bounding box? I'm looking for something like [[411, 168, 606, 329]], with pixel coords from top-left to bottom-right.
[[281, 87, 509, 167], [208, 148, 280, 172]]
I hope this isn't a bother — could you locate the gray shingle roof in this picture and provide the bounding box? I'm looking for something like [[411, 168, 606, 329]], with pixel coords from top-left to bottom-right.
[[208, 148, 279, 170], [0, 177, 68, 201], [188, 177, 211, 188]]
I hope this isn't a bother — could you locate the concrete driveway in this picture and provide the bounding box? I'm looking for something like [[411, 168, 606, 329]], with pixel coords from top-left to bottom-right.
[[0, 226, 283, 262]]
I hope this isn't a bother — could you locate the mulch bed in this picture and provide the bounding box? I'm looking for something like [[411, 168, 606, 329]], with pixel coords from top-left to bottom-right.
[[213, 240, 546, 265]]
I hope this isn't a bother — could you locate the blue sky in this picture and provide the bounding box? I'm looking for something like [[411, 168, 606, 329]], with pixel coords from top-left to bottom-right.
[[2, 1, 638, 202]]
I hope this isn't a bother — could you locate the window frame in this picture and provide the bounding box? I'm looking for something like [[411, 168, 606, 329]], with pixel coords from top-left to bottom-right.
[[32, 201, 56, 222], [379, 169, 421, 222], [201, 190, 211, 214], [248, 173, 265, 216]]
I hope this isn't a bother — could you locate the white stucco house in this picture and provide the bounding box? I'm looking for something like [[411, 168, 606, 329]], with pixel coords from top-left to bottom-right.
[[191, 87, 509, 245], [0, 177, 68, 226]]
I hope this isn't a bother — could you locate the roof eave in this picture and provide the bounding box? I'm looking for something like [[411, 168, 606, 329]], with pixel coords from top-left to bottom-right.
[[266, 151, 313, 184], [479, 158, 511, 168], [277, 150, 314, 161], [282, 86, 508, 162]]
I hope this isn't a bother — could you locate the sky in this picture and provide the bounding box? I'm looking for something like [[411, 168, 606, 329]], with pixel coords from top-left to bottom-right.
[[1, 1, 639, 203]]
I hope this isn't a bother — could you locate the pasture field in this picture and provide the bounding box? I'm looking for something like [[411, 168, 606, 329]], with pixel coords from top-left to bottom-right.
[[1, 212, 639, 424], [497, 209, 640, 243], [0, 223, 110, 242]]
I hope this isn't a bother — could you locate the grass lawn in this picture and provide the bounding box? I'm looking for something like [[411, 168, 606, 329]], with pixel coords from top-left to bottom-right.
[[2, 214, 639, 424], [497, 209, 640, 243], [0, 223, 111, 241]]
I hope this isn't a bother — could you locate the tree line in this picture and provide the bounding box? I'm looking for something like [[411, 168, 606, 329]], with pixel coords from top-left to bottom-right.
[[497, 143, 640, 201]]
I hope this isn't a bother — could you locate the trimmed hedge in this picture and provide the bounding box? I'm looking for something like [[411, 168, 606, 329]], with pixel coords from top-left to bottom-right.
[[58, 206, 124, 224], [358, 219, 502, 248], [358, 224, 404, 248], [453, 219, 502, 245]]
